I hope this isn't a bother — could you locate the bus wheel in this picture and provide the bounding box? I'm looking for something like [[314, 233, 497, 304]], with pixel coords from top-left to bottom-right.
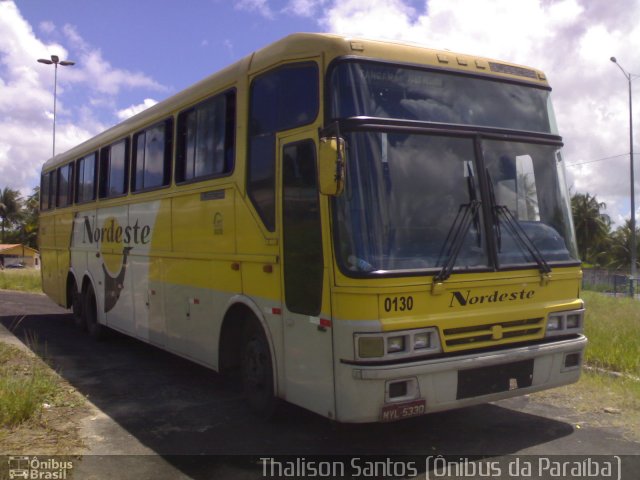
[[72, 288, 85, 330], [241, 320, 277, 418], [83, 285, 105, 340]]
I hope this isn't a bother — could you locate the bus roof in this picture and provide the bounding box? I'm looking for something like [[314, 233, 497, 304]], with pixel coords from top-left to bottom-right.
[[42, 32, 550, 172]]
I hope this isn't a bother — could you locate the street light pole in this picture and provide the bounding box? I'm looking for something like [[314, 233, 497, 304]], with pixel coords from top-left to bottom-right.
[[37, 55, 75, 157], [611, 56, 637, 296]]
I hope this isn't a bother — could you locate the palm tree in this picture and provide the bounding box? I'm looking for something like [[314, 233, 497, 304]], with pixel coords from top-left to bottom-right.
[[0, 187, 23, 243], [18, 187, 40, 248], [609, 219, 640, 272], [571, 192, 611, 264]]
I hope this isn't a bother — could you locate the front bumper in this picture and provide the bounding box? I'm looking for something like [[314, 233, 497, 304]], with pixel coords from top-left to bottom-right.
[[335, 335, 587, 423]]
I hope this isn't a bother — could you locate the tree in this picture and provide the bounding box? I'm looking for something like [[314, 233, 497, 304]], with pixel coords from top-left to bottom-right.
[[18, 187, 40, 249], [609, 219, 640, 272], [571, 192, 611, 265], [0, 187, 23, 243]]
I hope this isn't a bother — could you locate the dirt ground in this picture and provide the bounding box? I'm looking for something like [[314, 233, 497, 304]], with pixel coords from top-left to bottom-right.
[[0, 341, 89, 455], [1, 331, 638, 455], [530, 372, 640, 443]]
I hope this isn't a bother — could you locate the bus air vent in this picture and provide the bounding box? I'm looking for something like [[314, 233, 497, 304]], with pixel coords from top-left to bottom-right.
[[443, 317, 544, 350]]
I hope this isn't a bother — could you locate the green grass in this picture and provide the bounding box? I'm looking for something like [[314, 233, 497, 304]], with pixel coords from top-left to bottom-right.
[[582, 291, 640, 376], [582, 283, 614, 293], [0, 268, 42, 293], [0, 342, 58, 427]]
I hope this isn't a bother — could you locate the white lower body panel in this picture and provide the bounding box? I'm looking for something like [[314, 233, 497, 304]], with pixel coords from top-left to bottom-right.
[[335, 335, 587, 423]]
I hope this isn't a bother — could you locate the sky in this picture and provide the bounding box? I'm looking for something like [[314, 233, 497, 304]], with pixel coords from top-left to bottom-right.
[[0, 0, 639, 226]]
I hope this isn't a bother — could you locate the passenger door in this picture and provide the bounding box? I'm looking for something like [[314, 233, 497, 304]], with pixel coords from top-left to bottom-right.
[[279, 133, 335, 418]]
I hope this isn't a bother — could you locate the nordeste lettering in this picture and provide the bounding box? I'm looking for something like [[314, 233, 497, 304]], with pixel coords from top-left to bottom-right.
[[449, 289, 535, 307], [82, 216, 151, 245]]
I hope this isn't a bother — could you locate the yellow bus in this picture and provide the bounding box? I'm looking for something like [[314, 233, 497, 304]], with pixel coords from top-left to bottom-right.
[[39, 33, 586, 423]]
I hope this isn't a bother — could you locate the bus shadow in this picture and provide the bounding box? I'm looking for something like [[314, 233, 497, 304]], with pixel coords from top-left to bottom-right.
[[1, 312, 575, 478]]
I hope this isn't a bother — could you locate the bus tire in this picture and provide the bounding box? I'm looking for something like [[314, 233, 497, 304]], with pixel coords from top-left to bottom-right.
[[241, 320, 277, 418], [83, 285, 105, 341], [71, 286, 85, 330]]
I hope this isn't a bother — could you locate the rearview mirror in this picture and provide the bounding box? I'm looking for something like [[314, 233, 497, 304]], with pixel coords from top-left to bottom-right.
[[318, 136, 346, 196]]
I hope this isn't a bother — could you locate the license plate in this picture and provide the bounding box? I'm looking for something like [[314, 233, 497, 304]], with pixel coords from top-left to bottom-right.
[[380, 399, 426, 422]]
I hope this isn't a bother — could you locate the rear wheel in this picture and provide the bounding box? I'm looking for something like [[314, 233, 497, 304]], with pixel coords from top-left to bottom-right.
[[71, 286, 84, 329], [241, 320, 277, 418], [83, 285, 105, 340]]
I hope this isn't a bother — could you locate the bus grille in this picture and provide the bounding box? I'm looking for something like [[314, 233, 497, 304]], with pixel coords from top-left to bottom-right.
[[442, 318, 544, 350]]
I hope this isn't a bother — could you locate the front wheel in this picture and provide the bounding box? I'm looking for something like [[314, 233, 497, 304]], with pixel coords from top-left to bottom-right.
[[241, 320, 277, 418]]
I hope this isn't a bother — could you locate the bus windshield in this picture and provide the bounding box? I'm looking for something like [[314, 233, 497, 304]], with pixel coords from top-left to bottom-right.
[[329, 60, 557, 134], [329, 61, 578, 275]]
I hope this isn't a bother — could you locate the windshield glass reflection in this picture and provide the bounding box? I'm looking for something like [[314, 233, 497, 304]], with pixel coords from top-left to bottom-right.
[[483, 140, 579, 266], [334, 132, 579, 275], [334, 132, 489, 272], [330, 61, 556, 134]]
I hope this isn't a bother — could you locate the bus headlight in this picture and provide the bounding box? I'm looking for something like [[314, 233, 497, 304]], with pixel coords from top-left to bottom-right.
[[413, 332, 431, 350], [546, 317, 561, 331], [566, 313, 581, 329], [355, 328, 442, 360], [387, 336, 406, 353], [545, 308, 584, 337]]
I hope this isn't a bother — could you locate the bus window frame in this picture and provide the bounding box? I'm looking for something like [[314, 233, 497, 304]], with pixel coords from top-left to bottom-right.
[[56, 162, 74, 209], [40, 170, 56, 211], [247, 61, 321, 232], [175, 88, 237, 186], [74, 151, 98, 205], [131, 118, 174, 194], [99, 137, 130, 200]]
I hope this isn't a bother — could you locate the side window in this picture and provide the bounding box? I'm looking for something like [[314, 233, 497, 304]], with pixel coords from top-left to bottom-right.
[[40, 172, 54, 211], [176, 90, 235, 183], [132, 119, 173, 192], [99, 138, 129, 198], [282, 140, 323, 315], [56, 163, 73, 208], [247, 62, 319, 231], [75, 152, 97, 203]]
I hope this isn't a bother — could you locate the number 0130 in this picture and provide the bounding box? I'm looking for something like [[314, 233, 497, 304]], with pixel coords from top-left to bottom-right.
[[383, 296, 414, 312]]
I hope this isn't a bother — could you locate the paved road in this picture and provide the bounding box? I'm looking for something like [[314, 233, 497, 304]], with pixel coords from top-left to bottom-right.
[[1, 290, 638, 479]]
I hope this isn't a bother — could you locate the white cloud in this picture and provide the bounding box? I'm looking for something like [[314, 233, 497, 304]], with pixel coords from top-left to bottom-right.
[[39, 21, 55, 35], [320, 0, 418, 40], [0, 1, 86, 192], [235, 0, 274, 19], [284, 0, 330, 17], [310, 0, 640, 225], [223, 39, 235, 58], [0, 1, 166, 194], [2, 0, 639, 231], [116, 99, 159, 121], [60, 24, 166, 96]]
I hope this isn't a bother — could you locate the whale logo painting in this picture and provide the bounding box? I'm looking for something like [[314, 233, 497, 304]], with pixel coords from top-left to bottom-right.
[[79, 214, 152, 313], [102, 246, 133, 313]]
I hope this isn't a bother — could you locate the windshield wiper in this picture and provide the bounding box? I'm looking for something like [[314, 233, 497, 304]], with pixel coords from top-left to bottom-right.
[[434, 199, 482, 283], [485, 169, 551, 276], [486, 172, 502, 252], [466, 163, 482, 248], [493, 205, 551, 275]]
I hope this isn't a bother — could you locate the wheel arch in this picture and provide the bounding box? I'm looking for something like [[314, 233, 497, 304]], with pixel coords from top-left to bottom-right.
[[218, 295, 278, 393], [65, 270, 80, 309], [79, 271, 102, 323]]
